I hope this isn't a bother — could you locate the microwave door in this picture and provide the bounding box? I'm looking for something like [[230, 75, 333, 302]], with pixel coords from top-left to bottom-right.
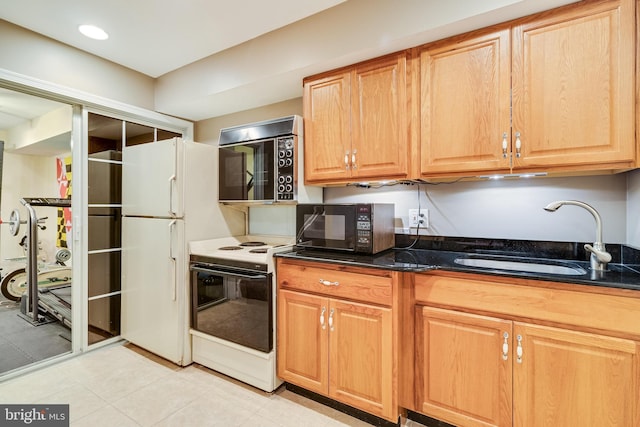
[[253, 146, 264, 200], [324, 206, 354, 248], [219, 148, 247, 201], [297, 205, 356, 250], [252, 141, 275, 201], [219, 140, 275, 202]]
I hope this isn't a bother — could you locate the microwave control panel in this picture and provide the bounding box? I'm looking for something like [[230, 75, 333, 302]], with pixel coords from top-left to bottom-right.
[[355, 205, 373, 250], [276, 136, 295, 201]]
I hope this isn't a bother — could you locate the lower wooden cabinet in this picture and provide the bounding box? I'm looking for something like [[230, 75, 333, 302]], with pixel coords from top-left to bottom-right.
[[277, 290, 328, 394], [416, 306, 513, 427], [414, 274, 640, 427], [277, 258, 640, 426], [276, 259, 399, 421], [513, 322, 638, 427]]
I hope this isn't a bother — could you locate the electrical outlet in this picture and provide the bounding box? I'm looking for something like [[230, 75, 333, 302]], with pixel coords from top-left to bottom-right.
[[408, 209, 429, 228]]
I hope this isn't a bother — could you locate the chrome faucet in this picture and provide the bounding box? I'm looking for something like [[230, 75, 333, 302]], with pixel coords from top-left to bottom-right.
[[543, 200, 612, 271]]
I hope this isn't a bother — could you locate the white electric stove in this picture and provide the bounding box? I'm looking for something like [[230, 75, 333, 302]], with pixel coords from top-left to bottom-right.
[[189, 234, 294, 269], [188, 235, 293, 392]]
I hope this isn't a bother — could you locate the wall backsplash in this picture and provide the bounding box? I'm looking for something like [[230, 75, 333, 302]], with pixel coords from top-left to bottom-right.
[[325, 173, 631, 246], [245, 172, 637, 249], [249, 205, 297, 237]]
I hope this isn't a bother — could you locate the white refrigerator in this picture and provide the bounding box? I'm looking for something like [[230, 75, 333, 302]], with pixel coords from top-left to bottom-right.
[[121, 138, 243, 365]]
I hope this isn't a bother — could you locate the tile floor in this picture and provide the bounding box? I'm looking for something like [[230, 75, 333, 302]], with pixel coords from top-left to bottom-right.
[[0, 343, 427, 427]]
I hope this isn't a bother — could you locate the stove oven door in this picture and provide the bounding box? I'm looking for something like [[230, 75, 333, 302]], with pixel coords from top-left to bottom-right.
[[190, 264, 273, 353]]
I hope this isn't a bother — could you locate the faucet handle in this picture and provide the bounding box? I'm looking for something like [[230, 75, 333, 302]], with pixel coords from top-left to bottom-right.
[[584, 243, 612, 263]]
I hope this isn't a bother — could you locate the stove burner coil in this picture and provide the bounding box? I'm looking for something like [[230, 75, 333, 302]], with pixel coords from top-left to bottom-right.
[[218, 246, 243, 251], [249, 248, 268, 254], [239, 241, 267, 247]]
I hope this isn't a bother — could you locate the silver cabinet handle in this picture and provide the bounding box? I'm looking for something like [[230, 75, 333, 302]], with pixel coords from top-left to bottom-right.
[[320, 307, 326, 330], [319, 279, 339, 287], [351, 149, 357, 169], [516, 334, 523, 364], [515, 132, 522, 158], [502, 332, 509, 361], [329, 308, 335, 331], [502, 132, 508, 158], [345, 151, 350, 170]]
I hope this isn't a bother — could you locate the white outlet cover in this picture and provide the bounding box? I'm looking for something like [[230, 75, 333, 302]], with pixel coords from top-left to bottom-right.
[[409, 208, 429, 228]]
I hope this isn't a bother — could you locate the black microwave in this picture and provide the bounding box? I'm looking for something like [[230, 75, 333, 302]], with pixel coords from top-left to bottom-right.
[[295, 203, 395, 254], [218, 116, 300, 203]]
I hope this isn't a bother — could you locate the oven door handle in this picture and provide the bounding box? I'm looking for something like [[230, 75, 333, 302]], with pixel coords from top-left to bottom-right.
[[190, 265, 268, 280]]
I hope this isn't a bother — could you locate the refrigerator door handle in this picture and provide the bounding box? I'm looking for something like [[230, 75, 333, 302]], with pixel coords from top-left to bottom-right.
[[168, 139, 179, 216], [168, 174, 177, 216], [169, 219, 177, 301]]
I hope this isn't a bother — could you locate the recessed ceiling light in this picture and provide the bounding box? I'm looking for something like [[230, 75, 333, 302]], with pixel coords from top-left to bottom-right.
[[78, 24, 109, 40]]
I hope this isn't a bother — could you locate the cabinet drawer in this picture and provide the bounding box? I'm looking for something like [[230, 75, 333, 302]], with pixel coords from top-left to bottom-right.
[[277, 259, 394, 306]]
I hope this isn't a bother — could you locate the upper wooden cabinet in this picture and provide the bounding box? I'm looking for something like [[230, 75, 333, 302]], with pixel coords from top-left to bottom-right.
[[303, 71, 351, 182], [420, 29, 512, 175], [419, 0, 635, 178], [511, 0, 635, 172], [303, 52, 410, 184], [303, 0, 636, 182]]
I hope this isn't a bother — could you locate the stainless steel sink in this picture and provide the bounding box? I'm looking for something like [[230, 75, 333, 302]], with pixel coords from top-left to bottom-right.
[[453, 257, 587, 276]]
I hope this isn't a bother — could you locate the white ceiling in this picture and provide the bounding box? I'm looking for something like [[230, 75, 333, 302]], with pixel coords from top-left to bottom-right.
[[0, 0, 346, 78]]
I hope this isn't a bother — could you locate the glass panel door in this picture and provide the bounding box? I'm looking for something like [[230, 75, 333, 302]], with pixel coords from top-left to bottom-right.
[[0, 88, 73, 376], [87, 113, 123, 345], [86, 112, 184, 347]]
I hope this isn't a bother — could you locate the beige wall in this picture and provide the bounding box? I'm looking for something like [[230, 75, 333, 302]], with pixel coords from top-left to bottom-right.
[[0, 19, 155, 110]]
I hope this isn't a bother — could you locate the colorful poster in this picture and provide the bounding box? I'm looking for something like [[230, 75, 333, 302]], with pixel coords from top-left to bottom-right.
[[56, 156, 72, 248]]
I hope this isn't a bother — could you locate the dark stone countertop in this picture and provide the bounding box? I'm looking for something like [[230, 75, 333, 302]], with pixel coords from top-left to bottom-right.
[[275, 236, 640, 292]]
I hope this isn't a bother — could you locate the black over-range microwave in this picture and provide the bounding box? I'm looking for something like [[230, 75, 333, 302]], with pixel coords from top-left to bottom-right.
[[218, 115, 299, 203], [295, 203, 395, 254]]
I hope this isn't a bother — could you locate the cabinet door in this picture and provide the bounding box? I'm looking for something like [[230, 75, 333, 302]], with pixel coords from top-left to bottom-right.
[[513, 322, 639, 427], [416, 306, 513, 427], [420, 29, 511, 176], [277, 290, 329, 395], [329, 299, 394, 420], [351, 53, 409, 179], [511, 0, 635, 170], [303, 72, 352, 182]]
